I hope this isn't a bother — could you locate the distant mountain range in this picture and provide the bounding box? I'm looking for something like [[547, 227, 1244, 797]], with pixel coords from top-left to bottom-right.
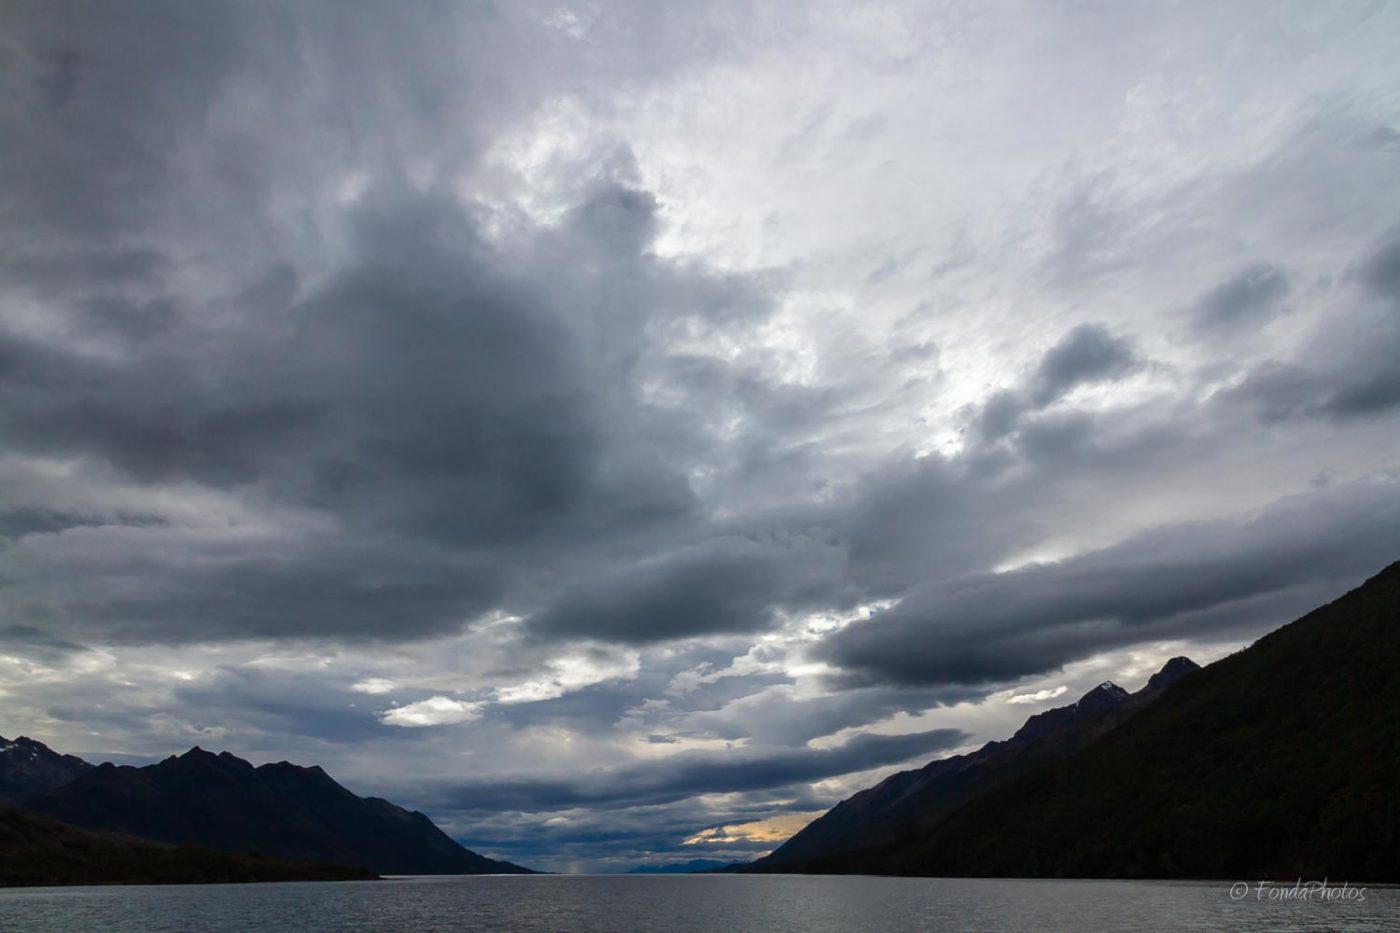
[[0, 734, 92, 804], [747, 657, 1199, 873], [24, 747, 532, 876], [751, 560, 1400, 881], [0, 737, 533, 881]]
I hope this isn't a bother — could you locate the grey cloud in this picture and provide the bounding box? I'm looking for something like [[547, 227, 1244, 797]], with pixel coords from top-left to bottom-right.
[[821, 479, 1400, 687], [0, 526, 505, 642], [1358, 228, 1400, 300], [1323, 346, 1400, 418], [1029, 323, 1139, 406], [680, 682, 982, 746], [834, 454, 1017, 595], [498, 672, 794, 739], [974, 391, 1025, 443], [0, 507, 152, 540], [169, 668, 402, 745], [1192, 262, 1290, 332], [428, 727, 965, 813], [1044, 172, 1138, 286], [1222, 353, 1400, 422], [1216, 232, 1400, 425], [528, 533, 847, 644], [972, 323, 1139, 443], [0, 130, 777, 646], [1218, 361, 1322, 423], [0, 626, 89, 665]]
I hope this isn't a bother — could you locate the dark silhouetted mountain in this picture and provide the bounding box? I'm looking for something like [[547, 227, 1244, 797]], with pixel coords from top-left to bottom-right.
[[1144, 655, 1200, 692], [0, 804, 375, 886], [626, 858, 740, 874], [27, 747, 533, 875], [0, 735, 92, 804], [805, 560, 1400, 880], [746, 657, 1197, 873]]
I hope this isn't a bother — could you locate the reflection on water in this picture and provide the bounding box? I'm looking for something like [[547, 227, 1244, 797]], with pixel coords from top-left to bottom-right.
[[0, 874, 1395, 932]]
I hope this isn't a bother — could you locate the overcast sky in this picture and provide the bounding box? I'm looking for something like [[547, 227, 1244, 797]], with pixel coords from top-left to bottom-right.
[[2, 0, 1399, 872]]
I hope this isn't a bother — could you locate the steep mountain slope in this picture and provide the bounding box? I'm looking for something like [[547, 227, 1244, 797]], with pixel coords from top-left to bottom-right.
[[812, 560, 1400, 880], [0, 735, 92, 804], [28, 747, 532, 875], [747, 657, 1197, 872], [0, 805, 374, 886]]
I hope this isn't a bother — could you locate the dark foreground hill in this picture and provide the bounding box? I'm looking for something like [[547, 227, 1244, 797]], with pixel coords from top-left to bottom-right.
[[806, 560, 1400, 880], [0, 735, 92, 804], [28, 748, 532, 876], [747, 657, 1198, 872], [0, 805, 374, 886]]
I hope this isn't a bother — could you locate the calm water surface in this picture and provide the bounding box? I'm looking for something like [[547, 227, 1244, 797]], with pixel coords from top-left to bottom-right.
[[0, 874, 1394, 932]]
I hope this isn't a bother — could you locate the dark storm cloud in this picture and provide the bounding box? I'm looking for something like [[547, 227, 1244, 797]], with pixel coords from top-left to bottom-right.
[[973, 323, 1139, 443], [1029, 323, 1139, 406], [528, 533, 846, 644], [1, 177, 714, 535], [821, 479, 1400, 688], [1225, 357, 1400, 423], [1, 527, 505, 642], [1358, 227, 1400, 299], [0, 626, 89, 666], [0, 507, 150, 540], [834, 451, 1036, 595], [0, 159, 790, 648], [1215, 231, 1400, 425], [680, 682, 983, 746], [1192, 262, 1290, 331], [0, 324, 321, 487], [273, 183, 710, 549], [0, 0, 790, 646], [429, 727, 965, 812]]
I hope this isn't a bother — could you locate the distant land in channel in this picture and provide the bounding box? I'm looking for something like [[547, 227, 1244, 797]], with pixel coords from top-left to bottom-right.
[[626, 858, 750, 874]]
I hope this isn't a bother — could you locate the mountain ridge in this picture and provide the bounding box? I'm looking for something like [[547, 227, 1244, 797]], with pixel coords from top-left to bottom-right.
[[0, 735, 93, 804], [746, 655, 1198, 873], [0, 804, 375, 886], [803, 560, 1400, 880], [27, 745, 534, 876]]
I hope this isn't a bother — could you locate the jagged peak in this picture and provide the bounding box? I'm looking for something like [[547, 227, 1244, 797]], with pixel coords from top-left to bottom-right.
[[257, 760, 329, 776], [171, 747, 255, 772], [1009, 680, 1130, 742], [1077, 681, 1129, 706], [1145, 656, 1200, 692]]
